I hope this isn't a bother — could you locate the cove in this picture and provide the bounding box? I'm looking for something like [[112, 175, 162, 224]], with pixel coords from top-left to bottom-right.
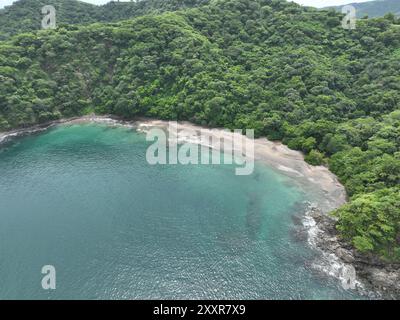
[[0, 123, 359, 299]]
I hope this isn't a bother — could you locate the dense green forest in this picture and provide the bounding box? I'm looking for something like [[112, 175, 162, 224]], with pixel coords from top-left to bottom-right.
[[0, 0, 399, 260], [0, 0, 210, 40], [327, 0, 400, 18]]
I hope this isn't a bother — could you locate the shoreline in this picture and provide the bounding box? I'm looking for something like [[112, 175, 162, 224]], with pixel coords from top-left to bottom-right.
[[135, 119, 347, 214], [0, 116, 87, 144], [307, 205, 400, 299], [2, 115, 397, 298], [0, 115, 349, 213]]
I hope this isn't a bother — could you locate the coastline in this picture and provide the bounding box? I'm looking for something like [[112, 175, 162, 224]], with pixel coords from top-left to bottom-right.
[[0, 115, 350, 214], [1, 115, 398, 298], [0, 116, 86, 144], [307, 205, 400, 299]]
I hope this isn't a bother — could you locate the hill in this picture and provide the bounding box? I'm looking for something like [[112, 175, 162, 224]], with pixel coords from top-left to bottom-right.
[[0, 0, 210, 40], [0, 0, 400, 262], [0, 0, 100, 40], [326, 0, 400, 18]]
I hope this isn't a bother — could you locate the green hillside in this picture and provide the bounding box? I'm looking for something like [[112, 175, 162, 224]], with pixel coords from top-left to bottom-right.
[[0, 0, 210, 40], [0, 0, 100, 40], [0, 0, 400, 260]]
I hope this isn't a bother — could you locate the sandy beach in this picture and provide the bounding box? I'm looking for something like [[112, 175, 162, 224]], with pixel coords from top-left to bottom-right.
[[136, 119, 347, 213]]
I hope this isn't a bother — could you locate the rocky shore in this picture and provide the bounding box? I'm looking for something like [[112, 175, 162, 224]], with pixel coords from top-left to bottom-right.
[[306, 205, 400, 299], [0, 117, 81, 145], [0, 115, 123, 145]]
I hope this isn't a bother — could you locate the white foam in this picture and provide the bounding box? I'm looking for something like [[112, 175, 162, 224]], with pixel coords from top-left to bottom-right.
[[277, 164, 303, 176], [302, 204, 364, 292]]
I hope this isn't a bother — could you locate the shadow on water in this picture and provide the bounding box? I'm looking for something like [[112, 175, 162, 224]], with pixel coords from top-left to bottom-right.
[[245, 192, 263, 240]]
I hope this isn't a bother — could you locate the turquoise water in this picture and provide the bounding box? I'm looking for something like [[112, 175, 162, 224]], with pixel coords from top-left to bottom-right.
[[0, 124, 357, 299]]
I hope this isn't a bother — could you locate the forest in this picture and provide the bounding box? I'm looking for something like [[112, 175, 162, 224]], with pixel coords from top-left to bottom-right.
[[0, 0, 399, 260], [0, 0, 211, 40]]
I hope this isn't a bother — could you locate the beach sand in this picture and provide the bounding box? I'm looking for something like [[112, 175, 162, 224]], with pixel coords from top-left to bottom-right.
[[136, 119, 347, 213]]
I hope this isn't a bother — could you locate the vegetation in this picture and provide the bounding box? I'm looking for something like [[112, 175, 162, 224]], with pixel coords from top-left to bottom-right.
[[0, 0, 210, 40], [0, 0, 399, 260], [0, 0, 99, 40], [335, 187, 400, 259]]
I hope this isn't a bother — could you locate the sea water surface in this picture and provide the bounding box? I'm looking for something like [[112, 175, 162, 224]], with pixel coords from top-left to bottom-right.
[[0, 123, 358, 299]]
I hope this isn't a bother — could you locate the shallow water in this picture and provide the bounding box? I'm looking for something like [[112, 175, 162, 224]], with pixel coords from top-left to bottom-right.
[[0, 124, 359, 299]]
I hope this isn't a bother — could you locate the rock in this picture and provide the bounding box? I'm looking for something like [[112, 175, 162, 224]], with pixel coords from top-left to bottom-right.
[[368, 268, 400, 291], [308, 205, 400, 298], [335, 247, 355, 264]]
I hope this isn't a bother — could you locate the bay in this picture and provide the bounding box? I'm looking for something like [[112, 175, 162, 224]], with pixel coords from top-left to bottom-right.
[[0, 123, 358, 299]]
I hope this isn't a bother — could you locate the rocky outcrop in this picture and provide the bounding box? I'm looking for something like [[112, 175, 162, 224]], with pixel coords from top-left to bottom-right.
[[306, 204, 400, 299]]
